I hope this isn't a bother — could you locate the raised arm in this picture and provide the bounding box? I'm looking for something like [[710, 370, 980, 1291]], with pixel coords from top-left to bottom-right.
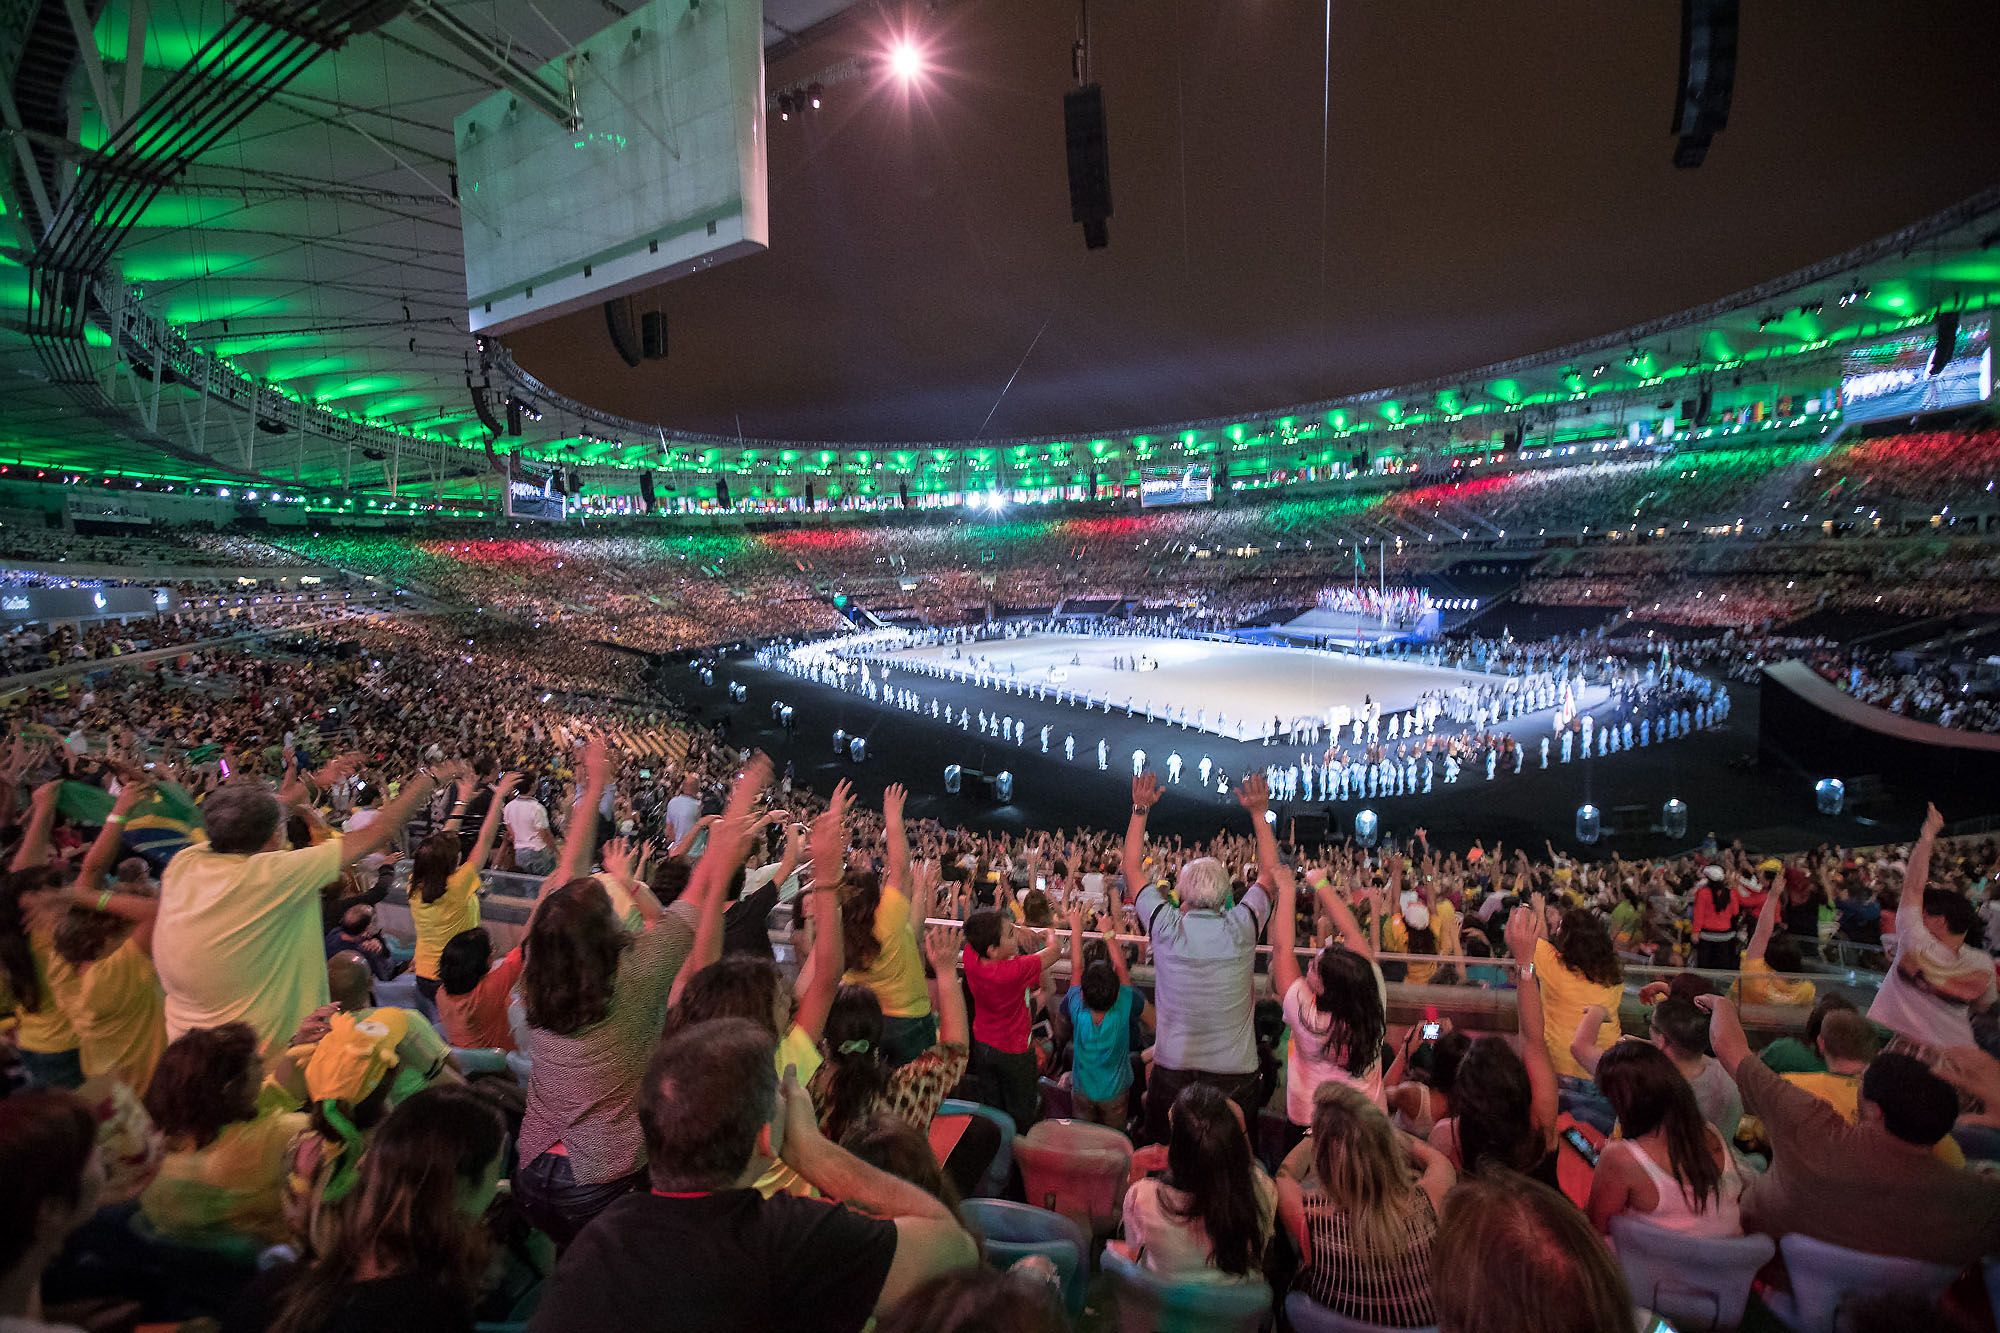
[[462, 771, 520, 873], [1236, 772, 1279, 884], [1123, 773, 1161, 901], [10, 779, 63, 871], [791, 781, 852, 1043], [1744, 863, 1784, 963], [776, 1072, 976, 1316], [1898, 802, 1944, 935], [547, 739, 612, 890], [1505, 904, 1560, 1142], [669, 754, 774, 1006], [1694, 994, 1753, 1079], [923, 924, 970, 1047], [337, 763, 451, 870], [883, 781, 911, 895], [668, 812, 716, 861], [1308, 861, 1373, 958], [1270, 861, 1305, 998], [1567, 1003, 1612, 1078]]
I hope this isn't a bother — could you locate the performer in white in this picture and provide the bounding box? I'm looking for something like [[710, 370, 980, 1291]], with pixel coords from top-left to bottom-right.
[[1040, 725, 1051, 753], [1097, 739, 1108, 770], [1167, 752, 1183, 784], [1065, 733, 1076, 761], [1198, 755, 1212, 787], [1131, 748, 1146, 777]]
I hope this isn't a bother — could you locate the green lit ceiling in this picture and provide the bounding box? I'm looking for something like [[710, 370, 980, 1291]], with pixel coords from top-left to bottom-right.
[[1, 0, 1998, 506]]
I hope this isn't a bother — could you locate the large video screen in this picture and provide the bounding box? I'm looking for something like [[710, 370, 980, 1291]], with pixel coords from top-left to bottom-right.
[[505, 472, 567, 522], [1139, 464, 1214, 507], [1841, 316, 1991, 423]]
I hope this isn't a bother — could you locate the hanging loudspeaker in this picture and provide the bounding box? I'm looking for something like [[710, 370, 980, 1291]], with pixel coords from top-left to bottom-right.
[[604, 298, 643, 368], [641, 310, 668, 359], [1671, 0, 1738, 168], [468, 380, 502, 439], [638, 471, 657, 512], [1062, 84, 1112, 250], [716, 477, 732, 508]]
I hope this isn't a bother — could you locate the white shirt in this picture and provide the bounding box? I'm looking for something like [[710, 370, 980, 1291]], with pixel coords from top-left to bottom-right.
[[666, 793, 703, 843], [1280, 971, 1388, 1124], [504, 795, 552, 853]]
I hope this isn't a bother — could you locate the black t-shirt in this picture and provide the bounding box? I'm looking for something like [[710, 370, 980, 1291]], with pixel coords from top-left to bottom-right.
[[529, 1189, 897, 1333], [458, 783, 495, 856], [721, 879, 782, 959], [223, 1264, 473, 1333]]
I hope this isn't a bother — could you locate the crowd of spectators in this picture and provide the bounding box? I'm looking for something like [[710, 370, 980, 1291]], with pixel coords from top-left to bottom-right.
[[4, 428, 2000, 1328], [0, 589, 1997, 1333]]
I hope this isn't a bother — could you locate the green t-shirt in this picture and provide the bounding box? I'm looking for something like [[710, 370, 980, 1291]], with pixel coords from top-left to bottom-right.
[[1758, 1036, 1826, 1075]]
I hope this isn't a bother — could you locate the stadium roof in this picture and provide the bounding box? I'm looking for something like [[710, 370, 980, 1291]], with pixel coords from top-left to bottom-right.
[[2, 0, 1998, 501]]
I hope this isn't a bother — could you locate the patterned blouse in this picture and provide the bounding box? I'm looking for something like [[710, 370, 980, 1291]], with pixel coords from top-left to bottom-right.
[[1294, 1188, 1438, 1329], [810, 1041, 970, 1135]]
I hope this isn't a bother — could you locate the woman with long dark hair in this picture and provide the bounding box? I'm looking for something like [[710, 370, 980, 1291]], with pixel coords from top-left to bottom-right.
[[839, 784, 936, 1066], [1430, 907, 1563, 1192], [1278, 1083, 1454, 1328], [812, 925, 969, 1145], [1116, 1083, 1274, 1283], [1584, 1042, 1742, 1238], [1532, 907, 1625, 1081], [407, 771, 518, 1006], [1269, 856, 1387, 1129], [227, 1085, 508, 1333], [515, 743, 750, 1244]]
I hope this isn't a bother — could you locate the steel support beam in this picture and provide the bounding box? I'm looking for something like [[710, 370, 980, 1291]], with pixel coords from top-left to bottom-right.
[[397, 2, 574, 129]]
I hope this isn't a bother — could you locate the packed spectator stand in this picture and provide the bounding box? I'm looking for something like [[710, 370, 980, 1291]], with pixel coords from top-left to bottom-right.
[[2, 423, 2000, 1333]]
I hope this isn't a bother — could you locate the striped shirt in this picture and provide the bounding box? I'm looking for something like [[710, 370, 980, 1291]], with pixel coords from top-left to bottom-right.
[[519, 901, 697, 1184], [1295, 1189, 1438, 1329]]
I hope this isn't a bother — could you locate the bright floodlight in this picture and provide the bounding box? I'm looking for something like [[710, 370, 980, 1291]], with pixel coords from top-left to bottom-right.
[[888, 40, 924, 80]]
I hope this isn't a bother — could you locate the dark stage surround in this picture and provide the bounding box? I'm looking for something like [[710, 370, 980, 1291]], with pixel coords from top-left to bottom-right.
[[1759, 660, 2000, 795], [650, 644, 1875, 857]]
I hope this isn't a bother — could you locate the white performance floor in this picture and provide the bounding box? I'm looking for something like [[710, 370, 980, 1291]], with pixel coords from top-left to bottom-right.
[[875, 633, 1508, 738]]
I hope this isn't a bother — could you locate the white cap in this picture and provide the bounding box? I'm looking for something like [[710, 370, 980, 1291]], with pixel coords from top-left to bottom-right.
[[1404, 903, 1431, 931]]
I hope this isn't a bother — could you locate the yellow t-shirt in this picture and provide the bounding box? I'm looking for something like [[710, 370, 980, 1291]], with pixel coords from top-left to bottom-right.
[[1385, 901, 1461, 987], [141, 1106, 310, 1244], [411, 861, 482, 981], [1534, 937, 1623, 1079], [154, 836, 346, 1053], [757, 1024, 823, 1198], [1734, 956, 1815, 1009], [69, 935, 167, 1095], [10, 932, 79, 1054], [842, 884, 931, 1020], [1784, 1070, 1964, 1168]]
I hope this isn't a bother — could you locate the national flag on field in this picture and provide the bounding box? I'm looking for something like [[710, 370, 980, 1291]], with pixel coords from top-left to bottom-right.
[[57, 780, 203, 868]]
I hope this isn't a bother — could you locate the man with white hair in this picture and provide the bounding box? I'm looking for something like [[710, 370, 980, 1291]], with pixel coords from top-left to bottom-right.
[[1123, 772, 1273, 1142]]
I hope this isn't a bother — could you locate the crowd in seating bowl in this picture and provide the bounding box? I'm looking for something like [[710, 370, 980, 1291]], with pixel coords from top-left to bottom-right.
[[4, 425, 2000, 1329]]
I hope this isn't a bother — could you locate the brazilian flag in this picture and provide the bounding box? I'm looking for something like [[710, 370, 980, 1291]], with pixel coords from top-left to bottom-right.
[[57, 780, 204, 869]]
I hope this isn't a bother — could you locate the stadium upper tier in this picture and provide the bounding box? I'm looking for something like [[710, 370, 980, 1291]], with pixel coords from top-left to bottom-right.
[[1, 184, 1996, 508]]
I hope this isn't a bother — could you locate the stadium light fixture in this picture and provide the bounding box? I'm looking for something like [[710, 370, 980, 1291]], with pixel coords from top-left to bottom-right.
[[888, 40, 924, 81]]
